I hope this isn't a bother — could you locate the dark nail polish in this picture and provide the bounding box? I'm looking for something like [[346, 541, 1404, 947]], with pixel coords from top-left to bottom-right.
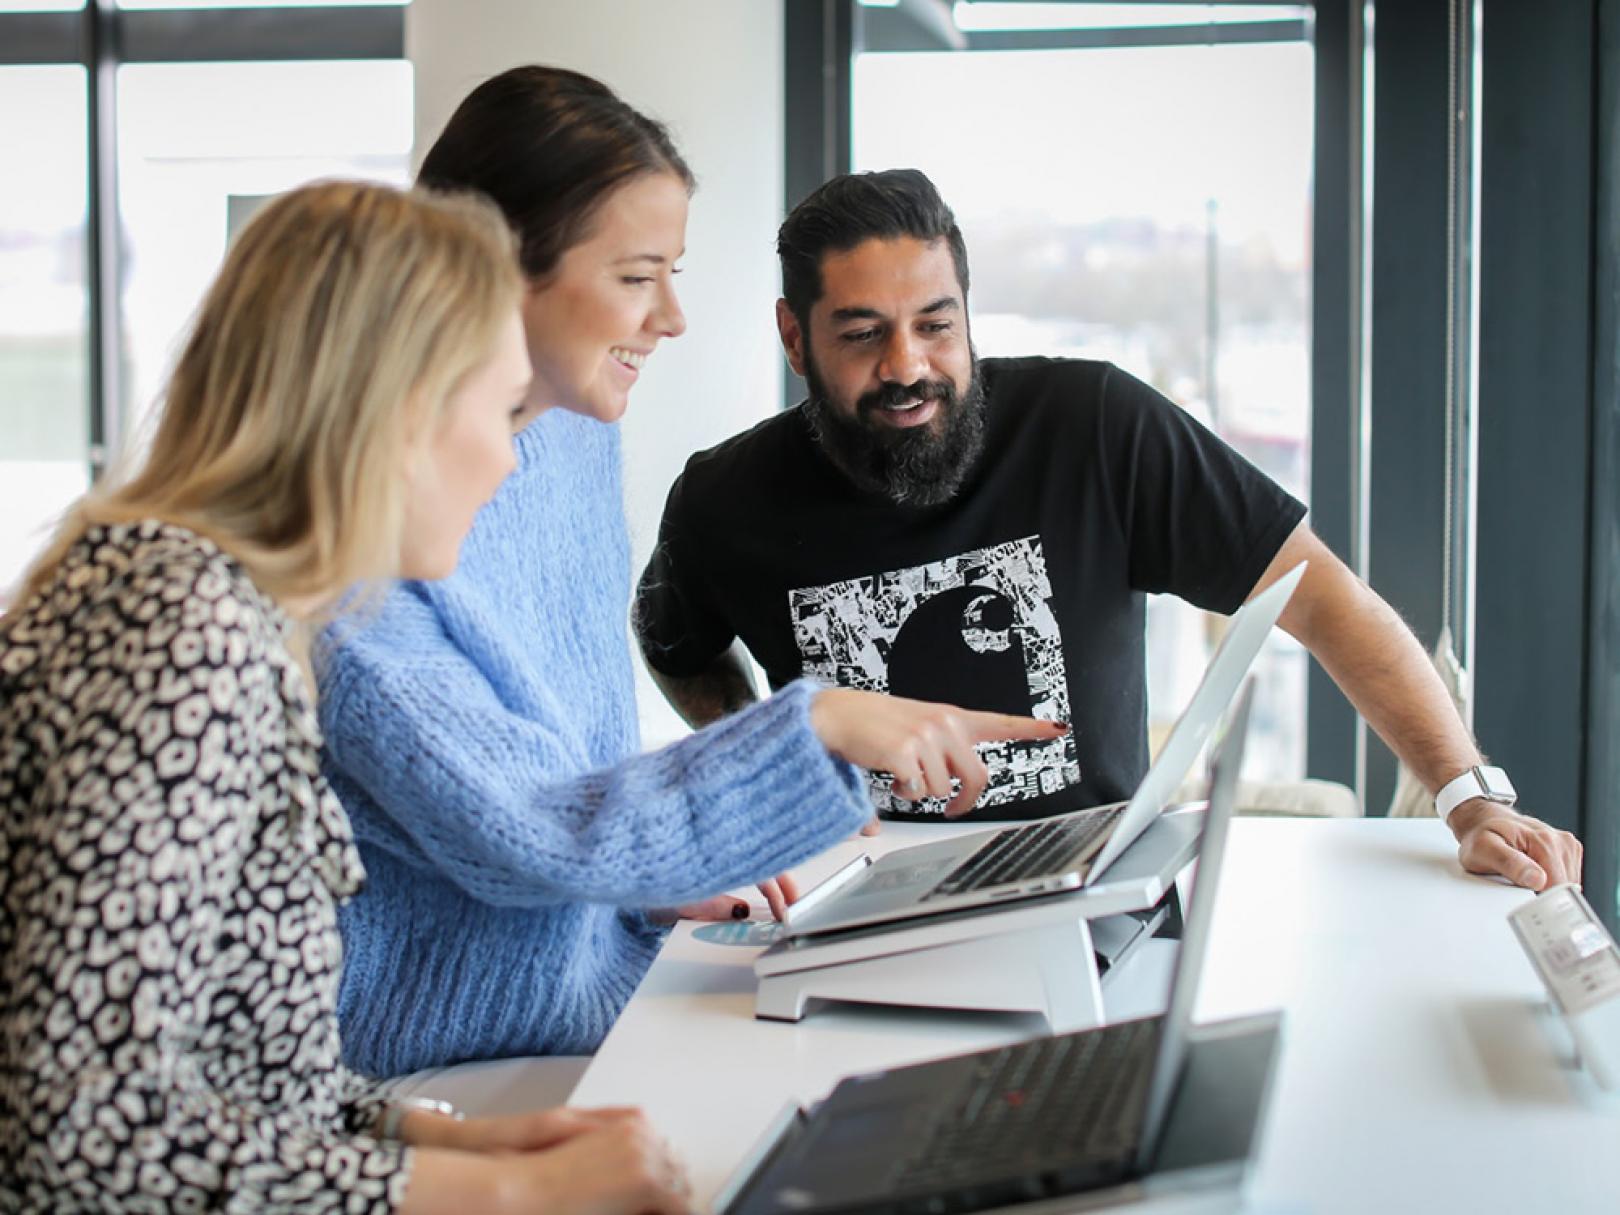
[[731, 903, 750, 920]]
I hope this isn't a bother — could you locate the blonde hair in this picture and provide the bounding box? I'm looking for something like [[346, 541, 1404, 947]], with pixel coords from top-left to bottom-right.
[[9, 180, 520, 621]]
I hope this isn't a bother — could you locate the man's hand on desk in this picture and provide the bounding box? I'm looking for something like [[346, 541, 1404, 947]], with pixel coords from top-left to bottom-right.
[[1251, 532, 1585, 896], [1450, 800, 1584, 890]]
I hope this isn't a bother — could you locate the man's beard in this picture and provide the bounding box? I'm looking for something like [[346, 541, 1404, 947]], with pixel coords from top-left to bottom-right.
[[801, 352, 986, 508]]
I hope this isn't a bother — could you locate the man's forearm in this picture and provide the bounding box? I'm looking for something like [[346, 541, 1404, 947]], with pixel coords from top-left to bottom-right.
[[1262, 527, 1583, 888], [1265, 527, 1483, 794], [647, 641, 762, 729]]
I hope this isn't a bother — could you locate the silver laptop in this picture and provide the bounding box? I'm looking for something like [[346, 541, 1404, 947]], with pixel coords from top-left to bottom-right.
[[719, 682, 1266, 1215], [781, 562, 1304, 938]]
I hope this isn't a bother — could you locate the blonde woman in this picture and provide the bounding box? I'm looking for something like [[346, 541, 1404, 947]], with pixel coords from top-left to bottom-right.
[[0, 182, 691, 1213]]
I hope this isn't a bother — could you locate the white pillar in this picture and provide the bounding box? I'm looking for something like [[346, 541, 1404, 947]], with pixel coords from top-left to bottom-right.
[[408, 0, 786, 745]]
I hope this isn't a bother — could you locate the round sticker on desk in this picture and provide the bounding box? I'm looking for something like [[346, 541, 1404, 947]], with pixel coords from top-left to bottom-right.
[[692, 920, 784, 947]]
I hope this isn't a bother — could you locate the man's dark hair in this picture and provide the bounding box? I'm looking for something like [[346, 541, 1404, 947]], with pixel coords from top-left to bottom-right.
[[777, 169, 970, 327], [418, 65, 694, 281]]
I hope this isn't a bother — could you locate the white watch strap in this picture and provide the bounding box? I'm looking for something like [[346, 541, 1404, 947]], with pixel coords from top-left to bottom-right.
[[1435, 765, 1517, 823]]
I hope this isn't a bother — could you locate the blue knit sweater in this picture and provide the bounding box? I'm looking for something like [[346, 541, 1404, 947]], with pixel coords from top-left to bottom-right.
[[317, 409, 869, 1077]]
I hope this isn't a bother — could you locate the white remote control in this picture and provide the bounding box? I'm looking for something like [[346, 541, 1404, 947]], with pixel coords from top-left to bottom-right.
[[1508, 883, 1620, 1090]]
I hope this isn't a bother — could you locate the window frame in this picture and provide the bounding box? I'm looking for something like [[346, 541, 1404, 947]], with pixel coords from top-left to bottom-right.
[[0, 2, 405, 474]]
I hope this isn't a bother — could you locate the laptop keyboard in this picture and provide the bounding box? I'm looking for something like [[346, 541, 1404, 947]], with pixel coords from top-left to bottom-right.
[[923, 807, 1127, 900], [893, 1017, 1161, 1192]]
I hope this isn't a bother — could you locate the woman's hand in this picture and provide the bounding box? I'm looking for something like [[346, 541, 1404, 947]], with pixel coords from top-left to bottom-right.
[[667, 893, 750, 921], [809, 689, 1067, 817], [664, 872, 802, 923], [401, 1108, 692, 1215], [753, 873, 800, 919], [495, 1112, 690, 1215], [405, 1104, 643, 1154]]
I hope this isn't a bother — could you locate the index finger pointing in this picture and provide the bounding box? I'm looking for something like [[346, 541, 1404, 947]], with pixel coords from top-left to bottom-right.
[[776, 871, 803, 905], [961, 712, 1069, 744]]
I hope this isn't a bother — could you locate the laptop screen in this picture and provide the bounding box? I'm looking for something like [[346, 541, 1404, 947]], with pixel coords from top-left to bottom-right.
[[1086, 563, 1301, 883], [1132, 677, 1254, 1168]]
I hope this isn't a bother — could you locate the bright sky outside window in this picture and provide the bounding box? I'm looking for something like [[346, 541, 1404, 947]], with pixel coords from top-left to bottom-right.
[[0, 65, 88, 597], [116, 59, 412, 447]]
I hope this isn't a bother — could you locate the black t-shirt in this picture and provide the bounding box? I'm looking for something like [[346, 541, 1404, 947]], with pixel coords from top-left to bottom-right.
[[636, 357, 1306, 822]]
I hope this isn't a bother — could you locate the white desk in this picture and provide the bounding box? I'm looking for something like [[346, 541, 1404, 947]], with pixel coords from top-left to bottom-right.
[[569, 819, 1619, 1214]]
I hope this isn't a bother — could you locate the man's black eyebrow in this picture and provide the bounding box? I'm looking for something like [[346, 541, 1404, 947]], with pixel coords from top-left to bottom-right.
[[830, 306, 884, 322], [830, 297, 959, 323]]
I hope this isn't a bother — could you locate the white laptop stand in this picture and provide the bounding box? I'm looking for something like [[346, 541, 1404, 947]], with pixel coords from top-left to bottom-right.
[[754, 811, 1202, 1033]]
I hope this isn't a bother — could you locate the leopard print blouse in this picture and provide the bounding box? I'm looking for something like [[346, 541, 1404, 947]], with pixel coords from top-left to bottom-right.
[[0, 521, 410, 1211]]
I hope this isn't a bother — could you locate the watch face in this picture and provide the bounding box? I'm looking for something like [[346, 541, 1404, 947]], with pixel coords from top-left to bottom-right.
[[1479, 767, 1517, 801]]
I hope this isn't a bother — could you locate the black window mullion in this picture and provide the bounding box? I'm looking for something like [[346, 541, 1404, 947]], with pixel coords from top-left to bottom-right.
[[782, 0, 856, 408], [0, 6, 406, 66], [1363, 1, 1452, 815], [1306, 0, 1359, 791], [1580, 0, 1618, 929], [119, 5, 403, 63], [946, 21, 1309, 52], [84, 0, 120, 478], [0, 11, 80, 65], [1472, 0, 1595, 849]]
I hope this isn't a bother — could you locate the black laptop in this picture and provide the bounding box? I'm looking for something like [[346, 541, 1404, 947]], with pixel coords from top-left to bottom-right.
[[719, 681, 1270, 1215]]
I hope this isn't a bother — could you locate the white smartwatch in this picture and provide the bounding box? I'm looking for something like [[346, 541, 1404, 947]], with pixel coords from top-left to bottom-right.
[[1435, 764, 1517, 824]]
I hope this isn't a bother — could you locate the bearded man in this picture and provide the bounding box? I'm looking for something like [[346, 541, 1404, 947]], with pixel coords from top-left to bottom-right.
[[633, 168, 1579, 892]]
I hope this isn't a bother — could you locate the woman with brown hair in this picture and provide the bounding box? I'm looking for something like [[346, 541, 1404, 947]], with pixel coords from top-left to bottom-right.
[[317, 66, 1061, 1079]]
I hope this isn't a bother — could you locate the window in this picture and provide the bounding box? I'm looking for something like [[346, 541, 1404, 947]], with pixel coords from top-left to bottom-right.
[[0, 66, 88, 593], [0, 3, 407, 596], [852, 31, 1314, 779], [117, 59, 411, 442]]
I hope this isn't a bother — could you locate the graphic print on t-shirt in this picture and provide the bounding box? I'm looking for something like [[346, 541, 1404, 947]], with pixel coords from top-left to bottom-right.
[[788, 536, 1080, 816]]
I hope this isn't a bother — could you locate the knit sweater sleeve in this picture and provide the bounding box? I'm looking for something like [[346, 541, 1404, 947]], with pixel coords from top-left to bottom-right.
[[318, 610, 870, 911]]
